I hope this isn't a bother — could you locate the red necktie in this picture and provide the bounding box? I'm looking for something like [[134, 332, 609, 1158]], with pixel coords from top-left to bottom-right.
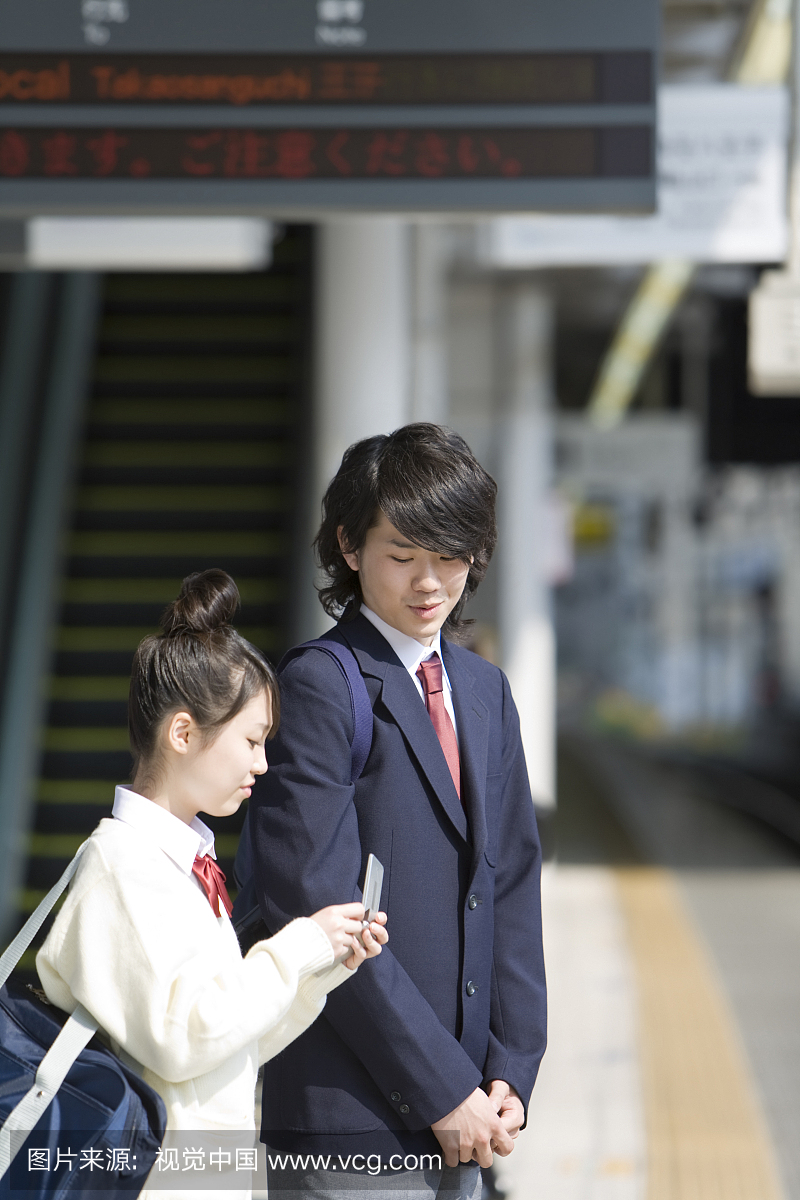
[[416, 653, 461, 802], [192, 854, 233, 918]]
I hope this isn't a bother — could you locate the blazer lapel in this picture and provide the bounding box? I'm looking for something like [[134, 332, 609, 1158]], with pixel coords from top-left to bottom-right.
[[379, 664, 469, 842], [443, 642, 489, 864], [338, 617, 469, 843]]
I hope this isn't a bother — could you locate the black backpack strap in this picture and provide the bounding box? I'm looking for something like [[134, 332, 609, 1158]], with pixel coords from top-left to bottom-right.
[[231, 633, 373, 942], [280, 636, 373, 785]]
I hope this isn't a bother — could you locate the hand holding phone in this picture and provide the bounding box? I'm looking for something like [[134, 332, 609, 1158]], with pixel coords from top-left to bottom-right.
[[360, 854, 384, 929], [311, 853, 387, 972]]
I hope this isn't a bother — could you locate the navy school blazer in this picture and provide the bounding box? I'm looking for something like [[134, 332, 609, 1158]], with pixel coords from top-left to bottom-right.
[[249, 613, 547, 1159]]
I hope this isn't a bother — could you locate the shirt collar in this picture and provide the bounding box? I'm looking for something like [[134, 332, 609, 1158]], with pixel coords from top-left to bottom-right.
[[361, 604, 445, 676], [112, 786, 216, 875]]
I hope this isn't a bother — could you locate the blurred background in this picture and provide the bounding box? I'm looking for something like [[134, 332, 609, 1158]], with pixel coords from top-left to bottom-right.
[[1, 0, 800, 1196]]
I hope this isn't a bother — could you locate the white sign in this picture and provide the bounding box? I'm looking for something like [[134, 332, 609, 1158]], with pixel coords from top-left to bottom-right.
[[748, 270, 800, 394], [27, 217, 273, 270], [483, 85, 788, 266]]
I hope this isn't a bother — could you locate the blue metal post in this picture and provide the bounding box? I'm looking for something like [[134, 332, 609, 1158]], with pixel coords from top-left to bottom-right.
[[0, 273, 101, 941]]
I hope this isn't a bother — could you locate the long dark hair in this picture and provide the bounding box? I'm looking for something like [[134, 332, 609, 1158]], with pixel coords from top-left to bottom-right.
[[129, 569, 279, 786], [314, 423, 497, 640]]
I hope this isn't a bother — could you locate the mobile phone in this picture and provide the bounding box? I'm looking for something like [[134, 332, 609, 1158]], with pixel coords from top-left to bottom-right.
[[361, 854, 384, 924], [315, 853, 385, 973]]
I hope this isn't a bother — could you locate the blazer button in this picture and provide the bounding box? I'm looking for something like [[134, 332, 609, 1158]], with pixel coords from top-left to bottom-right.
[[466, 980, 477, 996], [390, 1092, 401, 1102], [468, 895, 478, 910], [399, 1104, 410, 1114]]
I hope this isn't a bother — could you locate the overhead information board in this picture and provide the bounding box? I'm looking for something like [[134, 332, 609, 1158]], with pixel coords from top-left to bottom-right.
[[0, 0, 658, 214], [483, 87, 789, 266]]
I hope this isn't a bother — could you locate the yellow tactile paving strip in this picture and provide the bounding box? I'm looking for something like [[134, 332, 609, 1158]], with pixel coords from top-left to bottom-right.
[[615, 868, 785, 1200]]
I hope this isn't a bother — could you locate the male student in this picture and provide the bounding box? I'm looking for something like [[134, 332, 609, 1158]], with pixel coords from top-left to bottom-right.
[[248, 423, 546, 1199]]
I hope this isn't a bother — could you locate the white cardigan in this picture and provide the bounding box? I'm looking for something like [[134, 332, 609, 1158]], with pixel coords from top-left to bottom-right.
[[37, 808, 352, 1197]]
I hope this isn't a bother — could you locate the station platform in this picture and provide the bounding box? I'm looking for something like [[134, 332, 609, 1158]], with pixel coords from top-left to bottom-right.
[[498, 733, 800, 1200]]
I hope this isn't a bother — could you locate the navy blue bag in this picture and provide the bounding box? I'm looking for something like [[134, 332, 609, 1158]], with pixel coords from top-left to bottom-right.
[[0, 843, 166, 1197], [232, 633, 373, 946]]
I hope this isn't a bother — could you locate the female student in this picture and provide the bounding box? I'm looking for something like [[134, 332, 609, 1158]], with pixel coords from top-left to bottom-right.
[[36, 568, 387, 1196]]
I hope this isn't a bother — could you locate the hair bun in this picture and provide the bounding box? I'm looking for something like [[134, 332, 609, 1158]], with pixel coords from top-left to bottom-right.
[[161, 569, 240, 637]]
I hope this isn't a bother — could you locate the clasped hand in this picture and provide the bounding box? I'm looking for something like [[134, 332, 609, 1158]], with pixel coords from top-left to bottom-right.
[[310, 902, 388, 971], [431, 1081, 524, 1169]]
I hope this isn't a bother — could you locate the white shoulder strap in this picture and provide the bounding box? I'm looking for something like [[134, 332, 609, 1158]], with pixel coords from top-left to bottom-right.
[[0, 841, 100, 1181], [0, 841, 89, 988], [0, 1004, 97, 1178]]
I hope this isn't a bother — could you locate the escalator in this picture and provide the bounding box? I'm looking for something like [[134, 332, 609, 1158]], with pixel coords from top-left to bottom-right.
[[15, 226, 312, 975]]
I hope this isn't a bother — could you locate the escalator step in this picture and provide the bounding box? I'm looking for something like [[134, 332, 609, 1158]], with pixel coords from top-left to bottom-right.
[[16, 228, 311, 977]]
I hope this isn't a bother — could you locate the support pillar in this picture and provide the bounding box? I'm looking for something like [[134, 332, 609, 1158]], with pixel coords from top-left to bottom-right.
[[296, 219, 411, 641], [410, 222, 450, 425], [0, 273, 54, 667], [497, 282, 556, 815]]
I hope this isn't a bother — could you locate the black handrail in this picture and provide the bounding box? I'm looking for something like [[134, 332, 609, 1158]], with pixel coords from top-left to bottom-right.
[[0, 273, 101, 943]]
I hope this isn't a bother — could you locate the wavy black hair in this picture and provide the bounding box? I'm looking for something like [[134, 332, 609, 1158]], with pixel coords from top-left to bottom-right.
[[314, 423, 497, 640]]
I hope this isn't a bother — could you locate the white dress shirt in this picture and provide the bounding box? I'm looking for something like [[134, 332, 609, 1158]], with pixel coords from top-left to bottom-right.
[[112, 785, 220, 909], [361, 604, 459, 743]]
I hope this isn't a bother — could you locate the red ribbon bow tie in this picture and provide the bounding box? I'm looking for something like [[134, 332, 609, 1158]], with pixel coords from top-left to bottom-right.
[[192, 854, 233, 918]]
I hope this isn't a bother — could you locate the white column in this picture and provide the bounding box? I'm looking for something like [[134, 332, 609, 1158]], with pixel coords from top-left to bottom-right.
[[409, 222, 450, 424], [497, 282, 556, 811], [772, 473, 800, 706], [659, 497, 701, 727], [297, 218, 411, 640]]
